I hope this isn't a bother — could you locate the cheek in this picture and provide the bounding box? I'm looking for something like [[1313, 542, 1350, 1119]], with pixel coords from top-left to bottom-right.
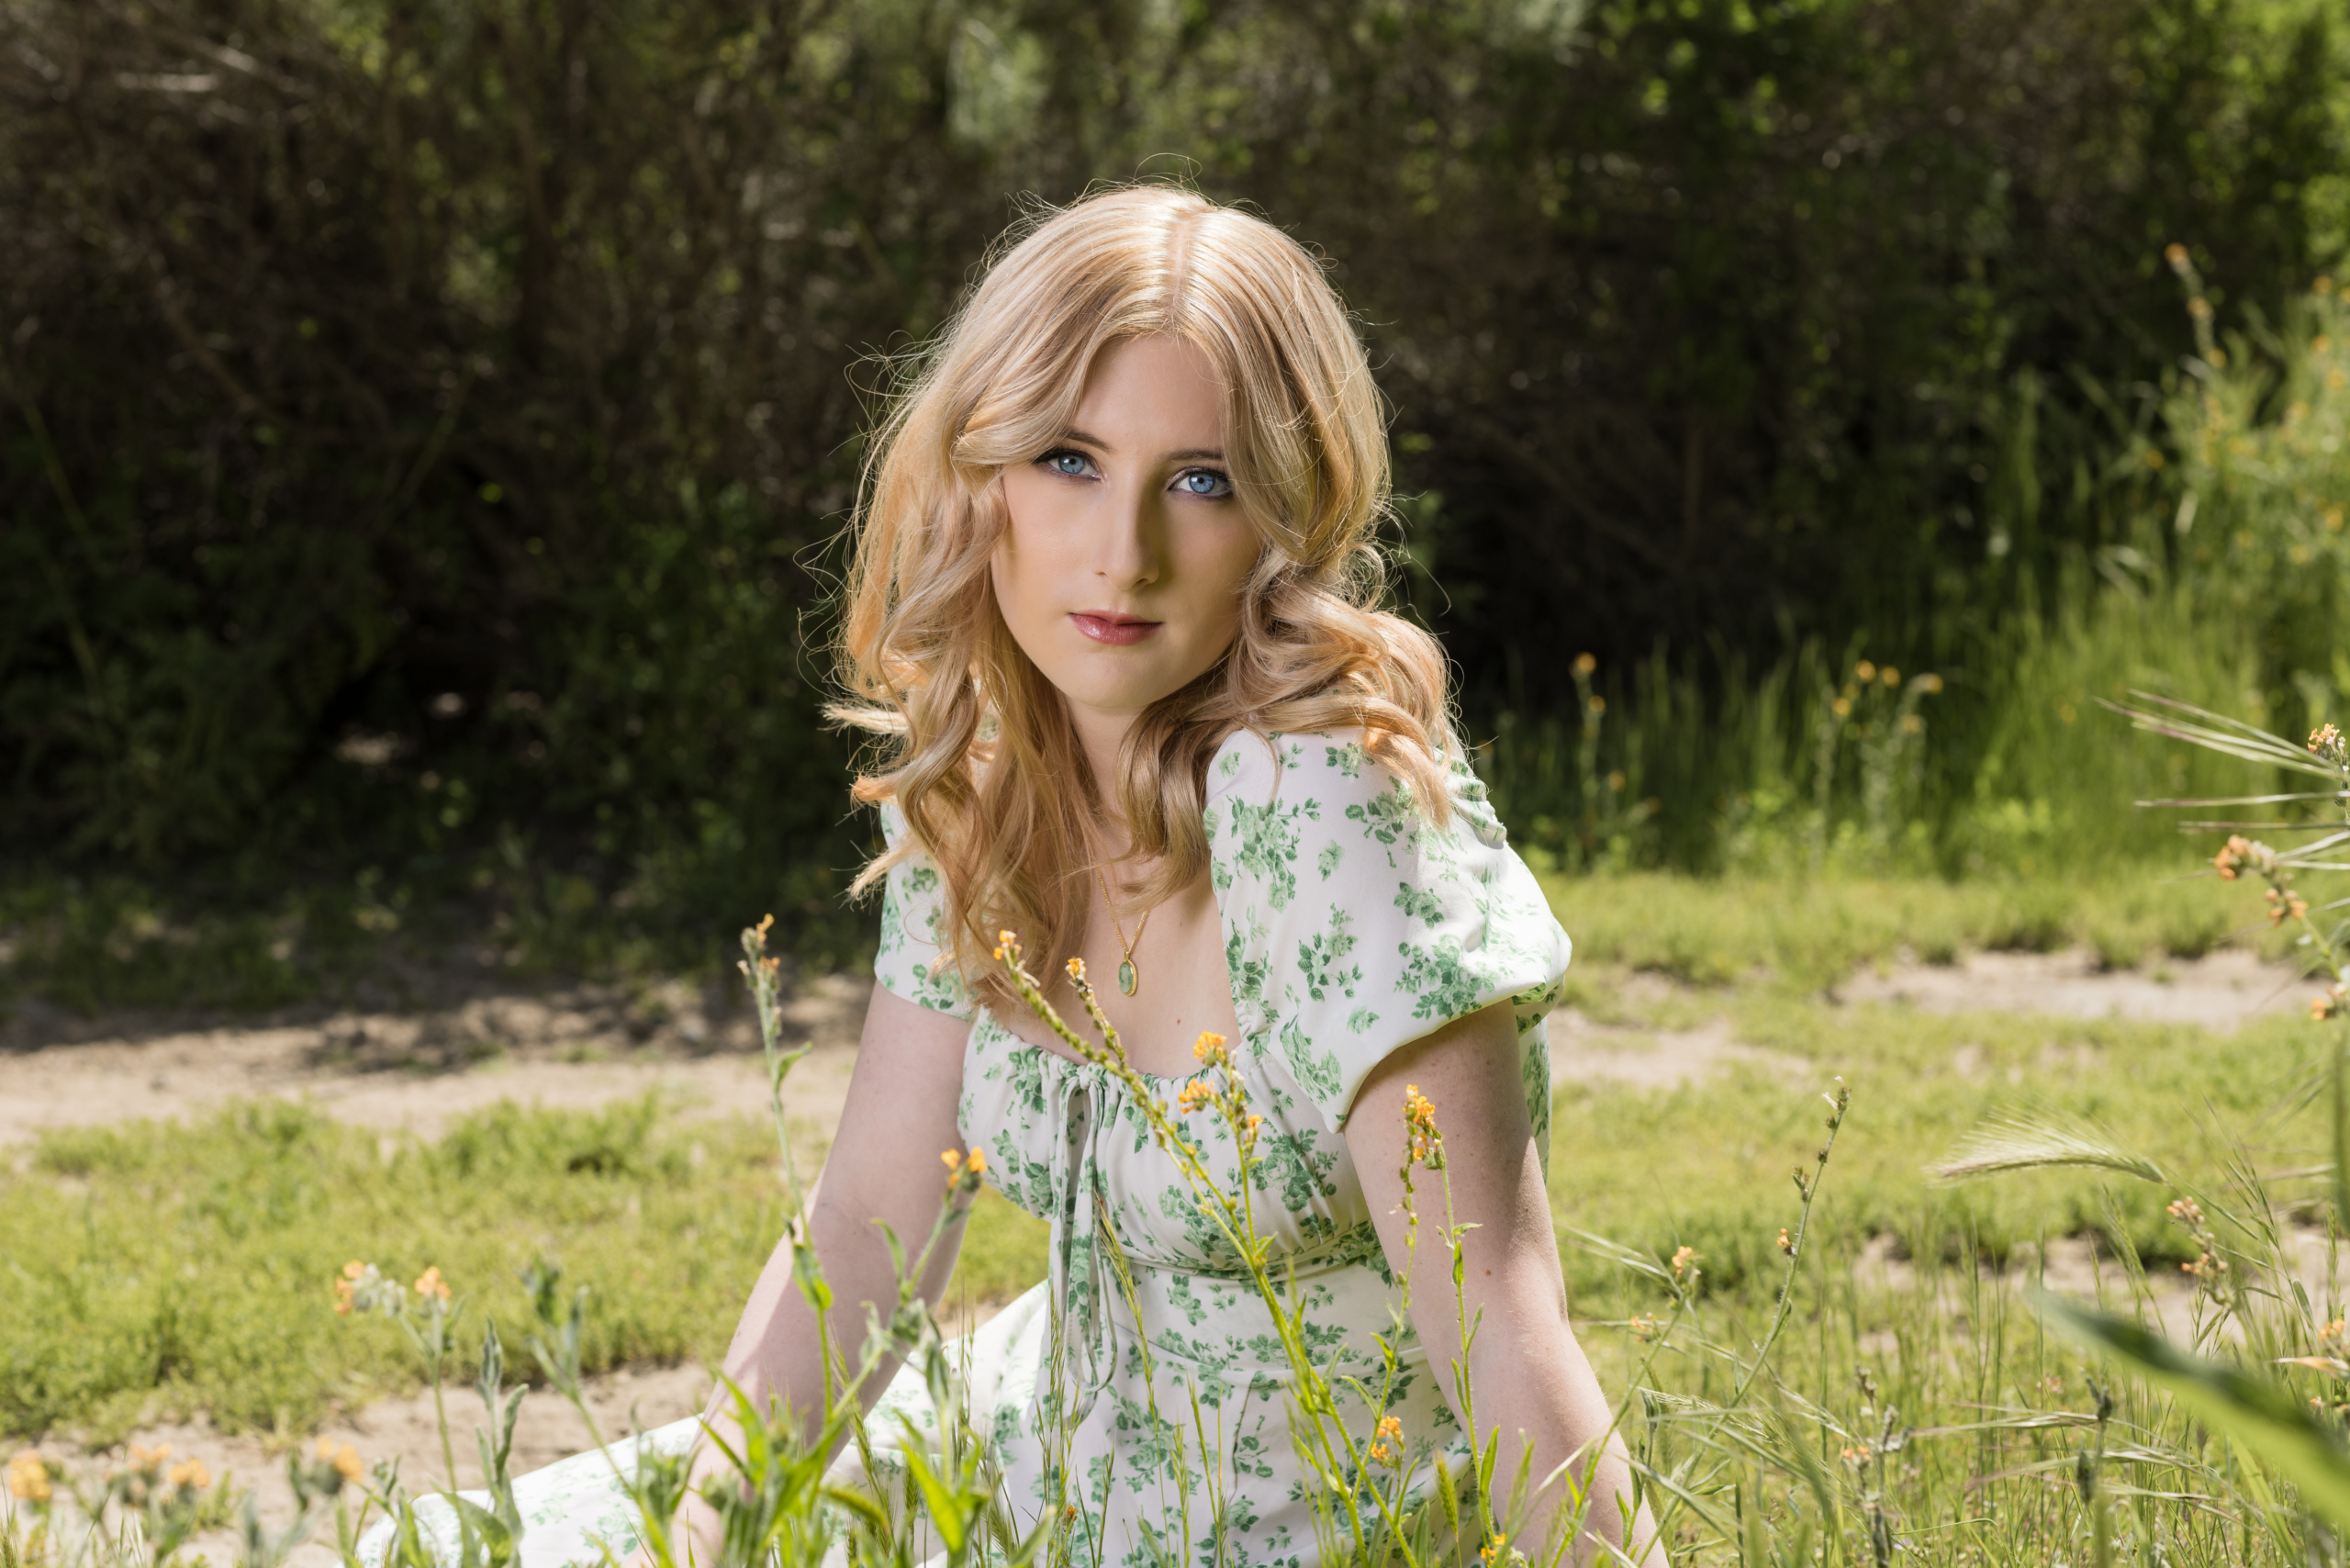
[[1193, 519, 1263, 615]]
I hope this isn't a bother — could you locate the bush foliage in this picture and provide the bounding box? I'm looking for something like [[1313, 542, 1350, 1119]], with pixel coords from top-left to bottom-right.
[[2, 0, 2345, 956]]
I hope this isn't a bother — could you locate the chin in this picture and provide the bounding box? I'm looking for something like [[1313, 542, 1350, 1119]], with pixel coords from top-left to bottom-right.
[[1049, 668, 1186, 715]]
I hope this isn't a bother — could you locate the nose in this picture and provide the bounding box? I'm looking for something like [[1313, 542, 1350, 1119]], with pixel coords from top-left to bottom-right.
[[1092, 472, 1161, 589]]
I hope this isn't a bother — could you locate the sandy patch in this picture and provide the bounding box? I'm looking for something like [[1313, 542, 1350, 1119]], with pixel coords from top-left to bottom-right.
[[0, 974, 870, 1148], [1841, 946, 2309, 1031], [1550, 1009, 1810, 1091]]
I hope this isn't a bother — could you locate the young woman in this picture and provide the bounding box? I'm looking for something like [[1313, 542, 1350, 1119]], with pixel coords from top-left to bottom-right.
[[373, 186, 1657, 1568]]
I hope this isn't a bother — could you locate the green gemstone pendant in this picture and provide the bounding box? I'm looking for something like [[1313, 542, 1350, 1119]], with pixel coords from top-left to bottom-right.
[[1117, 958, 1137, 996]]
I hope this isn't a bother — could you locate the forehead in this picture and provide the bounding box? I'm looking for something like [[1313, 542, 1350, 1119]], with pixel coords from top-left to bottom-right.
[[1067, 335, 1225, 446]]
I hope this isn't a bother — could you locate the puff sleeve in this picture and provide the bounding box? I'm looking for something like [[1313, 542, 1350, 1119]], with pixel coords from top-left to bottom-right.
[[1205, 730, 1571, 1132], [870, 801, 978, 1021]]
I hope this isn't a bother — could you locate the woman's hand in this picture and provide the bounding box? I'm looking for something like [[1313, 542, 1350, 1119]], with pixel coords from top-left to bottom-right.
[[624, 981, 975, 1568], [1348, 1003, 1662, 1565]]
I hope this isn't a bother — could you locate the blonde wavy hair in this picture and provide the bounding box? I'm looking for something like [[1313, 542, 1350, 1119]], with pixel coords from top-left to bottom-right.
[[834, 185, 1458, 1012]]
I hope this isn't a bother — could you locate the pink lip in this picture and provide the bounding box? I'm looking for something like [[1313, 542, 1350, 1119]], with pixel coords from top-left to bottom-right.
[[1070, 611, 1163, 646]]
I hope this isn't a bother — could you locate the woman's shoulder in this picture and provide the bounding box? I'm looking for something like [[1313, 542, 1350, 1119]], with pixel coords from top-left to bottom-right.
[[1205, 727, 1509, 849], [1204, 726, 1569, 1131]]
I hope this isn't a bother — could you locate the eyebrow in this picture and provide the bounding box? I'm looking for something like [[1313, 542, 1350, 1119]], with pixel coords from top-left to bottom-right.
[[1058, 428, 1226, 464]]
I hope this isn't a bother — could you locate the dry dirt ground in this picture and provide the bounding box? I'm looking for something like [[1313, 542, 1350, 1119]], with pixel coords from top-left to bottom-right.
[[0, 944, 2316, 1560]]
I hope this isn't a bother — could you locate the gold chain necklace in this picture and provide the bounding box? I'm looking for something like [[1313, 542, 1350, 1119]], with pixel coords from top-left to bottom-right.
[[1091, 861, 1157, 997]]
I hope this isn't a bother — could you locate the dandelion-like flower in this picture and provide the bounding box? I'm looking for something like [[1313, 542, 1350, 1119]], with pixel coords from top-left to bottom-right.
[[316, 1439, 364, 1484], [2212, 834, 2257, 880], [167, 1459, 211, 1492], [6, 1450, 50, 1505], [941, 1147, 988, 1190], [1855, 660, 1875, 683], [1404, 1084, 1445, 1169], [2267, 888, 2311, 926], [413, 1266, 451, 1303]]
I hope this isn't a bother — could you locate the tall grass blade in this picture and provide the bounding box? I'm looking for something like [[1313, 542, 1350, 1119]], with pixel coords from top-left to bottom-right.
[[2036, 1294, 2350, 1530], [1925, 1114, 2168, 1186]]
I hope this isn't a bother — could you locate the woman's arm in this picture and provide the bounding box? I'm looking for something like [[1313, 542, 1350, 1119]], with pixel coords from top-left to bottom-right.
[[1346, 1003, 1662, 1565], [658, 981, 973, 1562]]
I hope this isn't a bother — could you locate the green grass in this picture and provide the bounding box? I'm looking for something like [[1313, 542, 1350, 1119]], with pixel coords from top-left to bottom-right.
[[1545, 866, 2274, 990], [0, 1093, 1045, 1445], [1547, 994, 2324, 1296], [8, 861, 2348, 1563], [2, 865, 2323, 1451]]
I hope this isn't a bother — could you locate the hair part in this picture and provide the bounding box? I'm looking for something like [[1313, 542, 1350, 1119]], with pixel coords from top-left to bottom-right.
[[832, 184, 1458, 1013]]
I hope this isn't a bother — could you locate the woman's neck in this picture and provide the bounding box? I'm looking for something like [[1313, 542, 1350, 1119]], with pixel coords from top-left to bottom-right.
[[1066, 700, 1141, 859]]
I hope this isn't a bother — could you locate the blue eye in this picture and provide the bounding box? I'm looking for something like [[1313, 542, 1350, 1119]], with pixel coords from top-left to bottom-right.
[[1174, 469, 1233, 498], [1039, 449, 1095, 478]]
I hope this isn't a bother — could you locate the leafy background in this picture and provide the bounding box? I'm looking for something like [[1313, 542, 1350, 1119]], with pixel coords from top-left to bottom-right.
[[4, 0, 2348, 987]]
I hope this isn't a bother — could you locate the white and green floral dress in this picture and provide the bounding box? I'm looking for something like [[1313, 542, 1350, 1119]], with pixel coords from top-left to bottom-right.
[[364, 729, 1569, 1568]]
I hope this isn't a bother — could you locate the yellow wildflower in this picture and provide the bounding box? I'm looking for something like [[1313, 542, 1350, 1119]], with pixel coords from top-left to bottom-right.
[[6, 1450, 50, 1504], [333, 1260, 368, 1316], [1776, 1226, 1795, 1256], [413, 1266, 451, 1303], [2212, 834, 2255, 880], [167, 1459, 211, 1491], [1572, 653, 1596, 677], [1670, 1245, 1701, 1281], [1480, 1532, 1507, 1563]]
